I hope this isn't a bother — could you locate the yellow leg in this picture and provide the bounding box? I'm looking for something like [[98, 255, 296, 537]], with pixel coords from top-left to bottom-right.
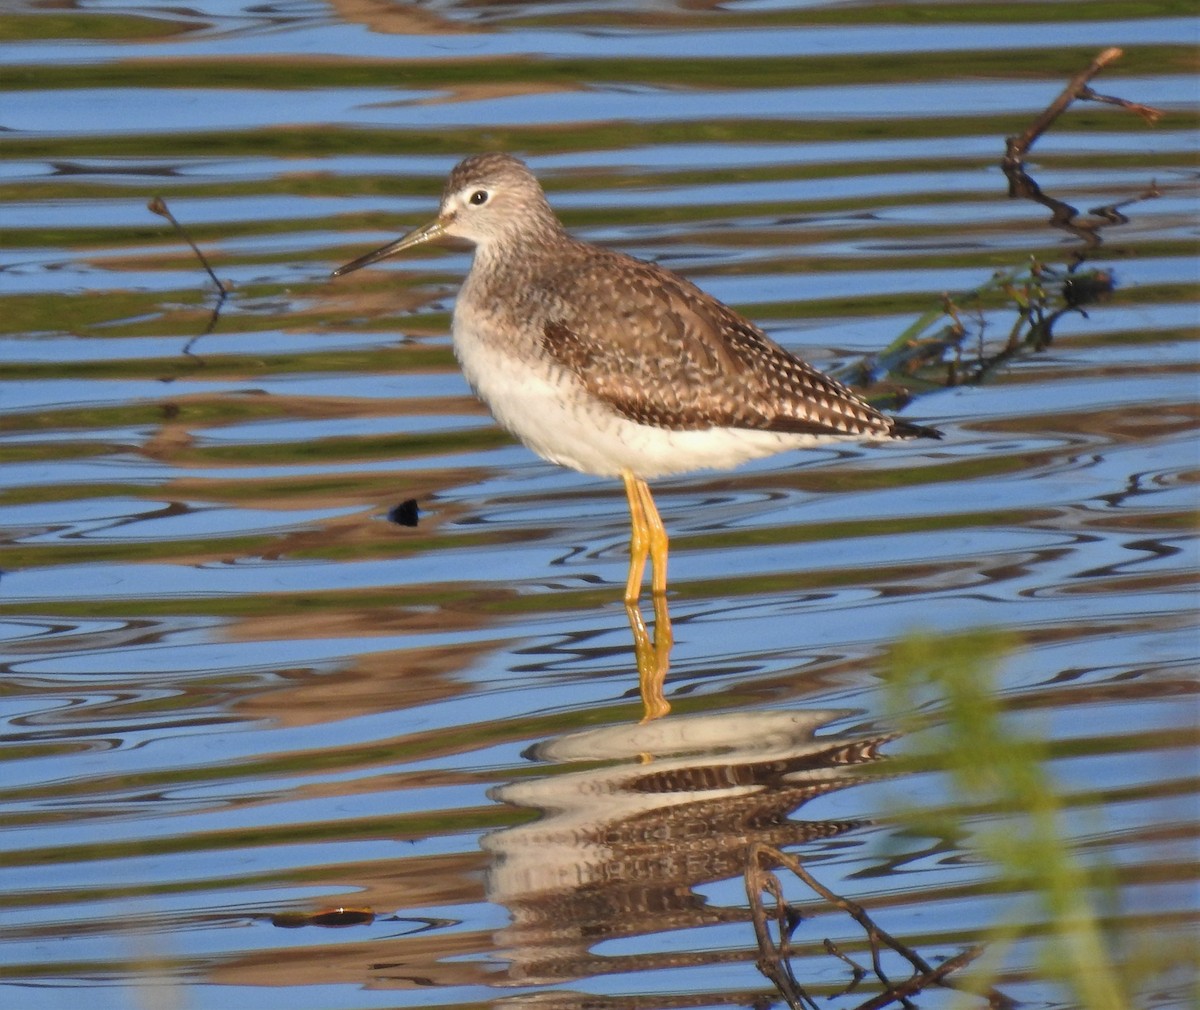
[[621, 471, 671, 602], [621, 469, 650, 605], [633, 477, 670, 600]]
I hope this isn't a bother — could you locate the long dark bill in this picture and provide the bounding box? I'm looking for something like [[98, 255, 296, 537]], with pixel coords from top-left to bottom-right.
[[331, 217, 447, 278]]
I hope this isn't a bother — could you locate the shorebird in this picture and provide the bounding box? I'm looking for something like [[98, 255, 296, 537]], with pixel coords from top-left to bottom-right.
[[333, 153, 939, 608]]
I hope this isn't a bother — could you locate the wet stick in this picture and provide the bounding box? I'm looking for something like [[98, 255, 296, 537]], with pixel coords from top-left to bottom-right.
[[148, 196, 229, 351], [148, 196, 228, 296], [1005, 47, 1162, 165], [745, 842, 1008, 1009]]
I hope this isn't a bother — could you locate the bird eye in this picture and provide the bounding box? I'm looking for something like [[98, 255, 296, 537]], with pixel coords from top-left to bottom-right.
[[468, 189, 489, 206]]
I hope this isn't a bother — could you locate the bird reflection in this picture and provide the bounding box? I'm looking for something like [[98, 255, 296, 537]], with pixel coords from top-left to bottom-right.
[[627, 591, 671, 720], [482, 709, 890, 987]]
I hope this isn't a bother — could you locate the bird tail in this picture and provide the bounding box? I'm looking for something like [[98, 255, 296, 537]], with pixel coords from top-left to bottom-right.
[[892, 417, 942, 440]]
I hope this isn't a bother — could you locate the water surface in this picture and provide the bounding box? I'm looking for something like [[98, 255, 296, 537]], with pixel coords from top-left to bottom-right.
[[1, 2, 1197, 1009]]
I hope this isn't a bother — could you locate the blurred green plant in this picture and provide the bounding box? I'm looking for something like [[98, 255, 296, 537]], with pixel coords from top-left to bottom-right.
[[883, 630, 1144, 1009]]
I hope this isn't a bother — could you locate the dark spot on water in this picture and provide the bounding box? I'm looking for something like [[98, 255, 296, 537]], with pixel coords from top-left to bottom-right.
[[388, 499, 420, 527]]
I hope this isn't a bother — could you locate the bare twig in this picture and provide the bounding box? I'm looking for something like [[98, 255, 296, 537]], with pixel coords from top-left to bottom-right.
[[751, 842, 933, 974], [148, 196, 228, 296], [853, 946, 1011, 1010], [1005, 47, 1164, 165], [746, 854, 819, 1010], [1089, 181, 1161, 226], [1005, 47, 1122, 163], [824, 937, 867, 996], [1078, 86, 1163, 124], [745, 843, 1014, 1009], [148, 196, 230, 355], [1002, 50, 1163, 264], [1002, 162, 1098, 250], [841, 52, 1160, 425]]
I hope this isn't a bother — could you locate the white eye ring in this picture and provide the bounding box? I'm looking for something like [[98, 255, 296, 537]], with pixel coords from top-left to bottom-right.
[[468, 189, 489, 207]]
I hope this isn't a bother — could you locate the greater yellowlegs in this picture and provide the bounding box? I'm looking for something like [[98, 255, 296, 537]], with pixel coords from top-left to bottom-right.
[[333, 153, 939, 607]]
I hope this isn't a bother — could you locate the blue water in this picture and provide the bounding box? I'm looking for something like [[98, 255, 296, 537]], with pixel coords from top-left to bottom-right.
[[1, 2, 1197, 1008]]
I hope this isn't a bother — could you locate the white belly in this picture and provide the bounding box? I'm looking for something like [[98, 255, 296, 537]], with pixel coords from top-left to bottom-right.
[[452, 316, 844, 480]]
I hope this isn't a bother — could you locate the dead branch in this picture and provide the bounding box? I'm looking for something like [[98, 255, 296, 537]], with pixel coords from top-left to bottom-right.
[[1078, 86, 1163, 124], [746, 852, 819, 1010], [1005, 48, 1164, 166], [148, 196, 228, 297], [824, 937, 868, 997], [745, 842, 1013, 1009], [148, 196, 229, 354], [1005, 47, 1122, 163], [853, 946, 1010, 1010]]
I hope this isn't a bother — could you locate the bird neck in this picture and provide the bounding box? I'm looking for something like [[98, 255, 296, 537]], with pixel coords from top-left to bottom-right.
[[472, 217, 571, 276]]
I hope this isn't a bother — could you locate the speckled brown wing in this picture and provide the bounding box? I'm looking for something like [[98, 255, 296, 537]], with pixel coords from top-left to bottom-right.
[[540, 250, 902, 438]]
